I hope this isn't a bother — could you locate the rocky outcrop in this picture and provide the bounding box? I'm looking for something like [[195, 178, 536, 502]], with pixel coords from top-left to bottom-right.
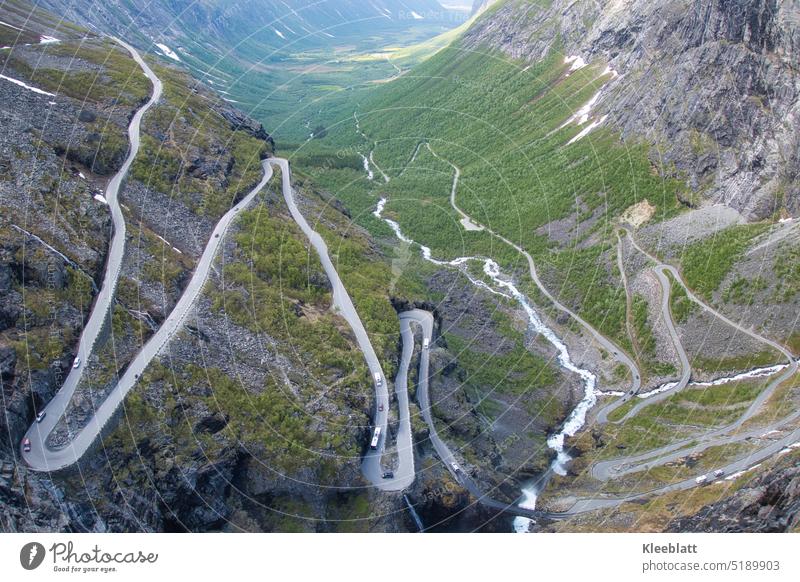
[[465, 0, 800, 218], [667, 458, 800, 532]]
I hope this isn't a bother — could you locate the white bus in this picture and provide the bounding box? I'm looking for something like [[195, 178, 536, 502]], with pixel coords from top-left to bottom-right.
[[374, 371, 382, 386], [370, 427, 381, 450]]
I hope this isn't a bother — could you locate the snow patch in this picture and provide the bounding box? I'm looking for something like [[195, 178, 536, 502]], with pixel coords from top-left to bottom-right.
[[560, 89, 603, 128], [156, 234, 182, 254], [0, 19, 22, 31], [602, 65, 620, 79], [564, 55, 587, 72], [567, 114, 608, 144], [0, 74, 55, 96], [155, 43, 180, 62], [410, 11, 424, 19]]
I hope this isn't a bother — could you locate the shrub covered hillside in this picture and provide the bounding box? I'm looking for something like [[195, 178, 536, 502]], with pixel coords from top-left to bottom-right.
[[296, 41, 686, 357]]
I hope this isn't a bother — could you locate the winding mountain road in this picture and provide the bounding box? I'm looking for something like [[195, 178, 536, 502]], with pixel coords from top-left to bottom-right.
[[596, 263, 692, 424], [625, 229, 794, 363], [23, 150, 274, 469], [424, 143, 642, 398], [21, 38, 163, 470], [584, 229, 797, 485], [400, 309, 543, 520], [268, 158, 412, 491], [385, 145, 800, 519]]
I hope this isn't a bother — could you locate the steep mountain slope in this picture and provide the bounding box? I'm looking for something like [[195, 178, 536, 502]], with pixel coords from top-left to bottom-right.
[[291, 0, 800, 530], [0, 1, 431, 532], [5, 0, 800, 533], [462, 0, 800, 219]]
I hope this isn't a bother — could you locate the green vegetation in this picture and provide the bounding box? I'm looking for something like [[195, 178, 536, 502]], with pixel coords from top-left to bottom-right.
[[594, 379, 766, 457], [630, 293, 678, 377], [691, 350, 781, 374], [772, 244, 800, 302], [786, 332, 800, 354], [215, 204, 359, 377], [444, 333, 556, 397], [199, 366, 349, 472], [722, 274, 767, 304], [743, 372, 800, 428], [666, 270, 697, 324], [631, 294, 655, 357], [606, 397, 636, 422], [5, 38, 152, 105], [440, 306, 564, 427], [292, 42, 685, 352], [130, 61, 271, 219], [678, 223, 769, 300]]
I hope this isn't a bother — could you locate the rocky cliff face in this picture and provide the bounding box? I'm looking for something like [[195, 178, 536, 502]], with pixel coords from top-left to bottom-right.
[[463, 0, 800, 219], [667, 455, 800, 532]]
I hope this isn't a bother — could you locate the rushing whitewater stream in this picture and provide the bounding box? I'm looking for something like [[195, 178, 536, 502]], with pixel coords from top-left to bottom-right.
[[373, 198, 599, 532]]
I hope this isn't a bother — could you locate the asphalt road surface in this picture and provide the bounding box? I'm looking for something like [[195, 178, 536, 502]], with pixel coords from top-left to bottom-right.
[[595, 264, 692, 424], [22, 38, 163, 471], [23, 154, 275, 470], [401, 309, 543, 520]]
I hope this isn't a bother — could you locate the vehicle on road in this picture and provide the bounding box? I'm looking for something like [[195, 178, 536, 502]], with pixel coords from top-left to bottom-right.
[[370, 426, 382, 450], [382, 471, 394, 479], [72, 357, 81, 369], [22, 438, 31, 452], [374, 371, 382, 386], [423, 338, 430, 349], [451, 462, 460, 472], [35, 411, 46, 423], [695, 474, 708, 485], [378, 403, 384, 411], [713, 469, 725, 478]]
